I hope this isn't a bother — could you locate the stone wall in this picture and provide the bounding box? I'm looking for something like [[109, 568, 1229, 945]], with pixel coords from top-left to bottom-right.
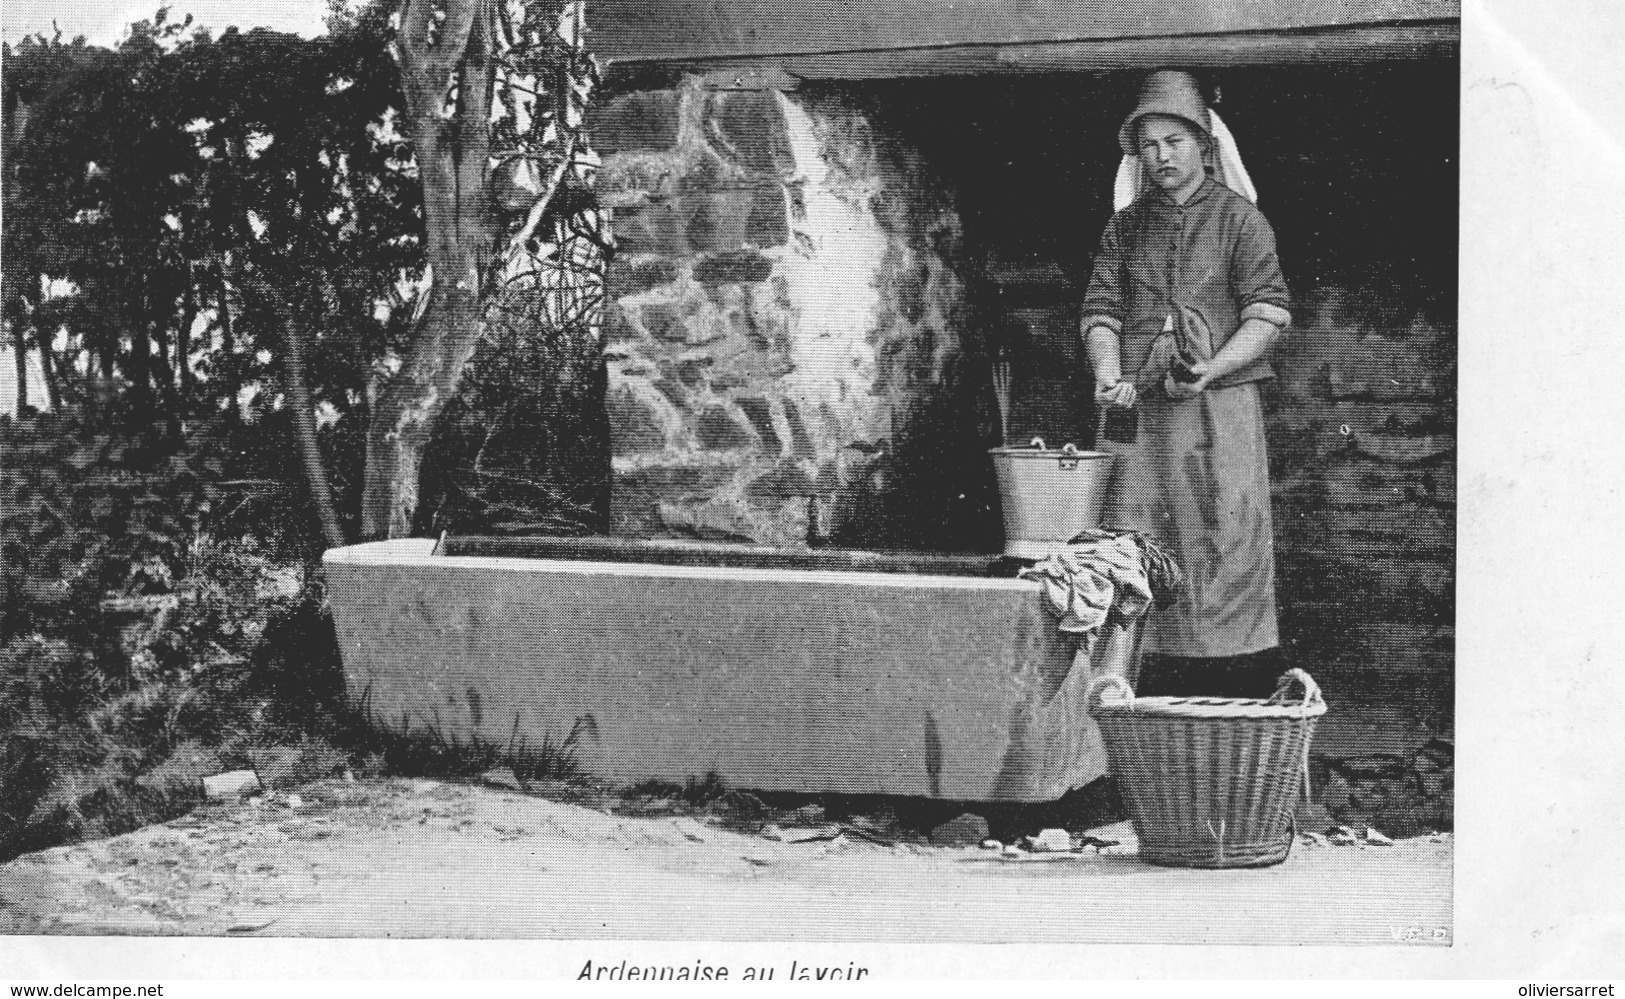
[[592, 76, 1455, 747], [973, 270, 1456, 766], [595, 80, 983, 548], [1266, 285, 1456, 752]]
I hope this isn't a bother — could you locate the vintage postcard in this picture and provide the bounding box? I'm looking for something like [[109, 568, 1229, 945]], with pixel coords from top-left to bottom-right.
[[0, 0, 1619, 984]]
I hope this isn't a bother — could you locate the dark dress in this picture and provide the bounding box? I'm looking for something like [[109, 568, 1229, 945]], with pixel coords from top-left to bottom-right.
[[1080, 177, 1292, 658]]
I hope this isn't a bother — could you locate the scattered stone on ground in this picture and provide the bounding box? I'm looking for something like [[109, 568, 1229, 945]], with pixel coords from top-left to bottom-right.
[[1294, 801, 1334, 830], [1028, 828, 1074, 853], [1328, 825, 1360, 845], [787, 803, 826, 825], [136, 743, 225, 796], [0, 776, 1455, 942], [837, 824, 896, 847], [478, 767, 524, 792], [709, 790, 769, 830], [929, 812, 990, 847], [1314, 737, 1453, 839], [202, 770, 260, 799], [844, 811, 900, 839], [1364, 826, 1394, 846], [777, 825, 843, 844], [670, 817, 709, 843], [980, 839, 1002, 851]]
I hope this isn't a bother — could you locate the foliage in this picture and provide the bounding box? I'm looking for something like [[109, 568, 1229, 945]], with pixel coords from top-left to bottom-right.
[[410, 0, 616, 538], [1, 411, 210, 640], [4, 0, 611, 542], [359, 0, 609, 538], [0, 410, 325, 862], [0, 3, 612, 862], [419, 287, 609, 536], [0, 540, 311, 863], [0, 407, 588, 862], [3, 10, 420, 533]]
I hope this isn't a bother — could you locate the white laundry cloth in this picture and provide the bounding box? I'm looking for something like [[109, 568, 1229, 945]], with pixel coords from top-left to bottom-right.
[[1020, 535, 1157, 637]]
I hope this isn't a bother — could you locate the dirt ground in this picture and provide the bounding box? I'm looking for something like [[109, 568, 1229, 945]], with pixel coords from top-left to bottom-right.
[[0, 776, 1451, 945]]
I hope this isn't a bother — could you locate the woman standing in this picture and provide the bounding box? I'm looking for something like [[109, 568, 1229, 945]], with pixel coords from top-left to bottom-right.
[[1081, 70, 1293, 697]]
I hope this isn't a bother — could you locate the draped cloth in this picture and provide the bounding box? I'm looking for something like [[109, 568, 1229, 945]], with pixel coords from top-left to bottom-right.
[[1019, 530, 1184, 638]]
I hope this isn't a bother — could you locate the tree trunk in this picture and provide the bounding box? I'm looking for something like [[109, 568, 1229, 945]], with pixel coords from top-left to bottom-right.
[[214, 260, 234, 357], [35, 319, 61, 412], [92, 320, 118, 421], [9, 313, 27, 414], [177, 268, 196, 408], [243, 272, 348, 551], [362, 284, 488, 538], [360, 0, 498, 539], [149, 283, 179, 435], [282, 301, 348, 552], [127, 278, 152, 421]]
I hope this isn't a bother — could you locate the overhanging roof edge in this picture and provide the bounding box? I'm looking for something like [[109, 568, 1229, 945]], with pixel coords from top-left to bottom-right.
[[596, 19, 1462, 76]]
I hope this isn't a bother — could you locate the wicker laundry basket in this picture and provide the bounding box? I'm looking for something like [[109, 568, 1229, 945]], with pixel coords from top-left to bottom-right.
[[1087, 669, 1327, 869]]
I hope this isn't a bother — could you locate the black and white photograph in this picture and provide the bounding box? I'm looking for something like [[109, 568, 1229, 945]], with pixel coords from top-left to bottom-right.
[[0, 0, 1619, 984]]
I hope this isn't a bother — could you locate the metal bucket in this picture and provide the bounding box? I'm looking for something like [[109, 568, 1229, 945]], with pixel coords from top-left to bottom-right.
[[988, 439, 1115, 558]]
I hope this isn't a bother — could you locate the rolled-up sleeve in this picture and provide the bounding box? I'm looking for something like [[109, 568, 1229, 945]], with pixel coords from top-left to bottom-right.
[[1080, 217, 1126, 335], [1230, 210, 1291, 328]]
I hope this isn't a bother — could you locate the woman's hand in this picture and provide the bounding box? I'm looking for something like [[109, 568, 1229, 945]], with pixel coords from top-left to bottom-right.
[[1164, 361, 1213, 400], [1095, 379, 1138, 409]]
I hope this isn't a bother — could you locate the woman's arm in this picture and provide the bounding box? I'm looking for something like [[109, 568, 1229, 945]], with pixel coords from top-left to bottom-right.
[[1081, 218, 1136, 407], [1165, 314, 1286, 399], [1168, 206, 1292, 399], [1085, 326, 1137, 407]]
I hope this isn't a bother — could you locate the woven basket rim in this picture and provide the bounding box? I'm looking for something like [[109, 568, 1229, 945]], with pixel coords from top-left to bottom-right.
[[1092, 694, 1328, 720]]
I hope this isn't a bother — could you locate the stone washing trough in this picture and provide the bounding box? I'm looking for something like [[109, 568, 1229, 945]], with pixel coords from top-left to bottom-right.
[[323, 535, 1136, 801]]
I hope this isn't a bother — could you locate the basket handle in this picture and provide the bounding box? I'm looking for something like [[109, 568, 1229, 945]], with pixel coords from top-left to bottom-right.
[[1086, 674, 1134, 711], [1268, 668, 1324, 810], [1268, 668, 1324, 709]]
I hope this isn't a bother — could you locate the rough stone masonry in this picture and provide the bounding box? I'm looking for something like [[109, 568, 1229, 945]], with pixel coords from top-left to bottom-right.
[[596, 78, 982, 549], [591, 75, 1456, 773]]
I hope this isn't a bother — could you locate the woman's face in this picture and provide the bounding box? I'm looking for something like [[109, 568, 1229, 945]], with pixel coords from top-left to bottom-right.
[[1136, 114, 1206, 198]]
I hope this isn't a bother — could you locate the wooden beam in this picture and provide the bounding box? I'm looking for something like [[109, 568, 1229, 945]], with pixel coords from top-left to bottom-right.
[[606, 23, 1459, 84], [992, 23, 1459, 72], [591, 0, 1461, 65], [698, 66, 802, 91]]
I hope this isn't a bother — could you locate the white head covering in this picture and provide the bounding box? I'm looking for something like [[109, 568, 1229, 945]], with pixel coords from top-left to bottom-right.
[[1113, 109, 1257, 211]]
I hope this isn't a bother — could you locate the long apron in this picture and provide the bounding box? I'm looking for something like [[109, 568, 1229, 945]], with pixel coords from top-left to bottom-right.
[[1097, 382, 1279, 657]]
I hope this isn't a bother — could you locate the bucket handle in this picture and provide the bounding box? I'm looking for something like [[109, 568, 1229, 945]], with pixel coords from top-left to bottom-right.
[[1267, 668, 1324, 710], [1024, 437, 1088, 468], [1086, 673, 1134, 712]]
